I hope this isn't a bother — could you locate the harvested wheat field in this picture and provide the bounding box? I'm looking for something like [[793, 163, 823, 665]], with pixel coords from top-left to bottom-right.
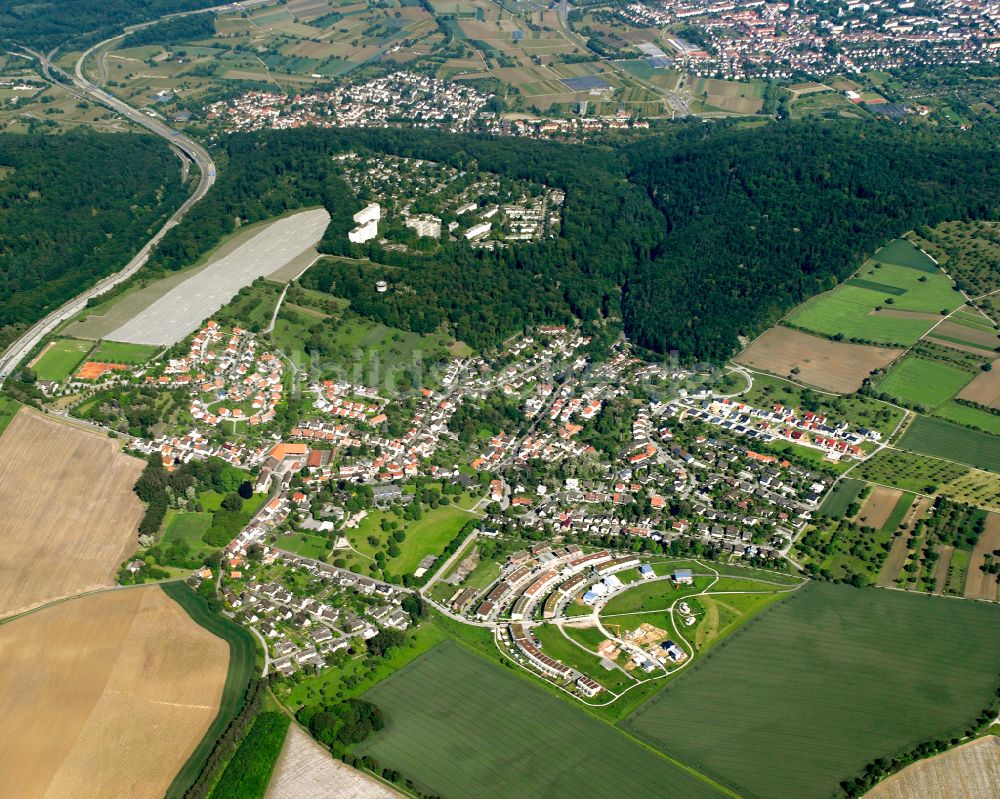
[[965, 512, 1000, 600], [865, 735, 1000, 799], [266, 724, 404, 799], [0, 586, 228, 799], [735, 327, 900, 393], [0, 409, 146, 618], [958, 365, 1000, 410], [857, 486, 904, 529]]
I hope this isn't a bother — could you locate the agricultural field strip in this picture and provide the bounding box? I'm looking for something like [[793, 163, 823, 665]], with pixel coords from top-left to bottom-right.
[[622, 582, 1000, 799]]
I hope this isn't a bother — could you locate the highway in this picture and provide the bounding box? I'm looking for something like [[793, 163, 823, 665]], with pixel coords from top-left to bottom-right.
[[0, 41, 217, 385]]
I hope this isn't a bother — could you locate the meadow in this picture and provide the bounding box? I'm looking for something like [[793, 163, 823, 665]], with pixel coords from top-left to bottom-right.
[[359, 640, 732, 799], [817, 478, 865, 517], [31, 338, 92, 381], [897, 415, 1000, 473], [0, 396, 18, 436], [876, 356, 973, 409], [785, 241, 962, 346], [622, 582, 1000, 799]]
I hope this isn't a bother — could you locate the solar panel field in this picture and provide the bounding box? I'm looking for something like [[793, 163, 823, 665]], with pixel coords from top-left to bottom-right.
[[622, 582, 1000, 799]]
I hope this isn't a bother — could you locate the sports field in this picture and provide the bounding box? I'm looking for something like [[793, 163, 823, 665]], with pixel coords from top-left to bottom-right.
[[622, 582, 1000, 799], [0, 409, 146, 618], [30, 338, 92, 381], [359, 641, 731, 799], [877, 356, 973, 409], [897, 416, 1000, 473], [90, 340, 160, 364], [0, 586, 229, 799]]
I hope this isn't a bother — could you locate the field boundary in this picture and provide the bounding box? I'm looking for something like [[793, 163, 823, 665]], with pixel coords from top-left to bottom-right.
[[162, 581, 260, 799]]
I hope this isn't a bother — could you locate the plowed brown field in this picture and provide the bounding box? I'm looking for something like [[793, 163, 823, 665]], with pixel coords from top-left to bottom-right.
[[0, 586, 228, 799], [735, 327, 900, 392], [865, 735, 999, 799], [0, 409, 145, 618]]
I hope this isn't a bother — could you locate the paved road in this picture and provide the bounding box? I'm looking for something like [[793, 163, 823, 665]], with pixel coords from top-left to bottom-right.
[[0, 39, 218, 386]]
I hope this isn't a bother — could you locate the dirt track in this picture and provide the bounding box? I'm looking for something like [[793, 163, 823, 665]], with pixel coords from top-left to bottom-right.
[[0, 409, 145, 618]]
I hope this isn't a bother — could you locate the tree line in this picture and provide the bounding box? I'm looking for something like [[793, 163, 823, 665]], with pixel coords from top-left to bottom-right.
[[0, 132, 185, 353], [142, 120, 1000, 363]]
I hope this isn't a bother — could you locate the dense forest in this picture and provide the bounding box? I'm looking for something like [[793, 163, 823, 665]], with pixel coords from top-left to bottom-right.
[[146, 120, 1000, 361], [1, 0, 218, 50], [0, 132, 185, 351], [122, 14, 215, 48], [623, 123, 1000, 359]]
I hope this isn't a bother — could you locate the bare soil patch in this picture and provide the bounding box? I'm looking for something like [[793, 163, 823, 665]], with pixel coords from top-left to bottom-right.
[[865, 735, 999, 799], [877, 496, 932, 587], [735, 327, 900, 393], [857, 486, 903, 529], [958, 366, 1000, 410], [0, 409, 145, 618], [934, 320, 1000, 349], [266, 724, 405, 799], [0, 586, 228, 799], [965, 512, 1000, 600], [933, 545, 954, 594]]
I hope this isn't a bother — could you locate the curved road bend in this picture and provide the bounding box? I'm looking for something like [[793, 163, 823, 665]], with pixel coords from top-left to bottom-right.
[[0, 43, 217, 385]]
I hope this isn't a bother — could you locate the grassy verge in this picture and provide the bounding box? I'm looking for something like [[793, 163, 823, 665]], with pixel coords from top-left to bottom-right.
[[208, 712, 290, 799], [162, 581, 260, 799]]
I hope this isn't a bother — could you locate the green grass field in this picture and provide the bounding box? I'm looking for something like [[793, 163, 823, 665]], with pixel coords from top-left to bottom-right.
[[0, 397, 19, 437], [276, 530, 331, 560], [31, 338, 92, 381], [359, 640, 731, 799], [390, 504, 473, 575], [876, 239, 939, 272], [89, 340, 160, 364], [532, 623, 635, 693], [600, 576, 710, 615], [162, 582, 259, 799], [897, 415, 1000, 473], [817, 478, 865, 517], [877, 356, 973, 409], [934, 400, 1000, 436], [622, 582, 1000, 799], [785, 246, 961, 345], [207, 711, 289, 799]]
